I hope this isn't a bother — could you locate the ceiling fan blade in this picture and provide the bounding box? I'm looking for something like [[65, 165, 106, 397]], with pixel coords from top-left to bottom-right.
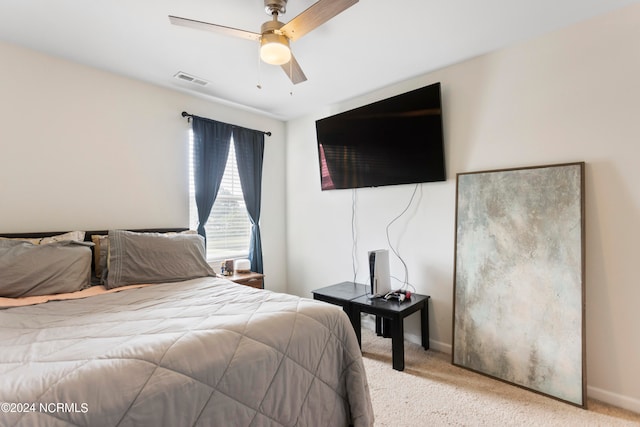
[[281, 54, 307, 85], [169, 15, 260, 42], [281, 0, 358, 41]]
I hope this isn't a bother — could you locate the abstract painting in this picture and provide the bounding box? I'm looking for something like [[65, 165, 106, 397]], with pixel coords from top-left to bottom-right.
[[452, 162, 585, 407]]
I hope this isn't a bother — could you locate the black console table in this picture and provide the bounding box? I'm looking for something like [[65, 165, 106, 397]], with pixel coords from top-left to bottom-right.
[[311, 282, 368, 327], [312, 281, 430, 371], [351, 293, 430, 371]]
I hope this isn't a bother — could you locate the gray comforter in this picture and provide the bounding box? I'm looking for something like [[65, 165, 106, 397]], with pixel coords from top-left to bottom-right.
[[0, 277, 373, 427]]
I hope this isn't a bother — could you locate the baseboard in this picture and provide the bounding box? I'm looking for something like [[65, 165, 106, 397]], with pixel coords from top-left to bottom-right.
[[405, 332, 451, 354], [361, 317, 640, 415], [588, 385, 640, 414], [410, 334, 640, 414], [361, 314, 453, 354]]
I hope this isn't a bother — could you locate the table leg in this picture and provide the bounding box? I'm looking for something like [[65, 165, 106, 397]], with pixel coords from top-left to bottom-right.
[[421, 301, 430, 350], [353, 307, 362, 349], [382, 318, 392, 338], [391, 316, 405, 371], [343, 305, 357, 335]]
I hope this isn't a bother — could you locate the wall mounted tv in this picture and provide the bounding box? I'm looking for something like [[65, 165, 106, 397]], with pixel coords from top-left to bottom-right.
[[315, 82, 445, 191]]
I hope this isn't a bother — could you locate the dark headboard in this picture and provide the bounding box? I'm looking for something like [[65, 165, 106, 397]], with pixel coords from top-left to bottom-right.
[[0, 228, 189, 242]]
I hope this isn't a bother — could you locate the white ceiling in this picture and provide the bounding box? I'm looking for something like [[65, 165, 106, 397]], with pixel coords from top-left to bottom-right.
[[0, 0, 636, 121]]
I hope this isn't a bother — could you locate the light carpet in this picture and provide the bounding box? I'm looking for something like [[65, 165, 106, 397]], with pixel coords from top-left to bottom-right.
[[360, 328, 640, 426]]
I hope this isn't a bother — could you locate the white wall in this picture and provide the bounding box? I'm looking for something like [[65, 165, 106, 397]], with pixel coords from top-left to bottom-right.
[[0, 40, 288, 293], [285, 4, 640, 412], [2, 3, 639, 414]]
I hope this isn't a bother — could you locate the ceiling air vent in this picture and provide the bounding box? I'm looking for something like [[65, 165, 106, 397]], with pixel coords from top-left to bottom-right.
[[174, 71, 209, 87]]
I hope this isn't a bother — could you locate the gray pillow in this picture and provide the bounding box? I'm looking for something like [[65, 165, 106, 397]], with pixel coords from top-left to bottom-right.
[[0, 240, 93, 298], [105, 229, 215, 289]]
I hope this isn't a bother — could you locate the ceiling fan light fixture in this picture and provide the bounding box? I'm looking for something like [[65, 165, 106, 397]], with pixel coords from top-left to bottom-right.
[[260, 32, 291, 65], [169, 0, 359, 84]]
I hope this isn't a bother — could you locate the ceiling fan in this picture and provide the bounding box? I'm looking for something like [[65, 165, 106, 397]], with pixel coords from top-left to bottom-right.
[[169, 0, 358, 85]]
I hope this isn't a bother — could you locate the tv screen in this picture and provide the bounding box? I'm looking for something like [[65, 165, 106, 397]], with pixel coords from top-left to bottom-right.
[[315, 82, 445, 190]]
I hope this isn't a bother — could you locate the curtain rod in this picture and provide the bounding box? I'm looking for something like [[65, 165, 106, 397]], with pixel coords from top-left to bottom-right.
[[181, 111, 272, 137]]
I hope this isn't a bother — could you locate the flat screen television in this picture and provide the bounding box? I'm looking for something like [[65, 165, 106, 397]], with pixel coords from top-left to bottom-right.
[[315, 82, 445, 190]]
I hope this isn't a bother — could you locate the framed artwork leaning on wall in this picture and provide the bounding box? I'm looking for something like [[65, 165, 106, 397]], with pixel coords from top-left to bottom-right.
[[452, 162, 586, 407]]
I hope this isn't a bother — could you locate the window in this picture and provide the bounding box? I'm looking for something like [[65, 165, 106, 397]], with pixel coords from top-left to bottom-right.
[[189, 131, 251, 261]]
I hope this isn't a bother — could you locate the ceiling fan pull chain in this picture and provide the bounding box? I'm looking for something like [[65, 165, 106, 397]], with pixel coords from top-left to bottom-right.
[[289, 60, 294, 96], [257, 45, 263, 89]]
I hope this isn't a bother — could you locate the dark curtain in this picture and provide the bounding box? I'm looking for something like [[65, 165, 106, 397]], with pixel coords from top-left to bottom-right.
[[191, 116, 233, 243], [232, 127, 265, 274]]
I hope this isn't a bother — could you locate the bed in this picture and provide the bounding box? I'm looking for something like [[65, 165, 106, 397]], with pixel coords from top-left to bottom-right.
[[0, 229, 373, 427]]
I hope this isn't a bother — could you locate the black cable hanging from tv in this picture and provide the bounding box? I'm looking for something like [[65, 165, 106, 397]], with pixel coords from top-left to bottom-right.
[[180, 111, 272, 137]]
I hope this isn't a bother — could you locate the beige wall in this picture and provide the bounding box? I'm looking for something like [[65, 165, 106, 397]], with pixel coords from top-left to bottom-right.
[[0, 40, 288, 293], [285, 4, 640, 411]]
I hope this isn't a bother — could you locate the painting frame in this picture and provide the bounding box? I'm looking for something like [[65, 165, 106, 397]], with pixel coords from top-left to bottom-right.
[[452, 162, 586, 407]]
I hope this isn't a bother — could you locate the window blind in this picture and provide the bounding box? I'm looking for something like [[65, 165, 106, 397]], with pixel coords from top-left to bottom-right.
[[189, 131, 251, 260]]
